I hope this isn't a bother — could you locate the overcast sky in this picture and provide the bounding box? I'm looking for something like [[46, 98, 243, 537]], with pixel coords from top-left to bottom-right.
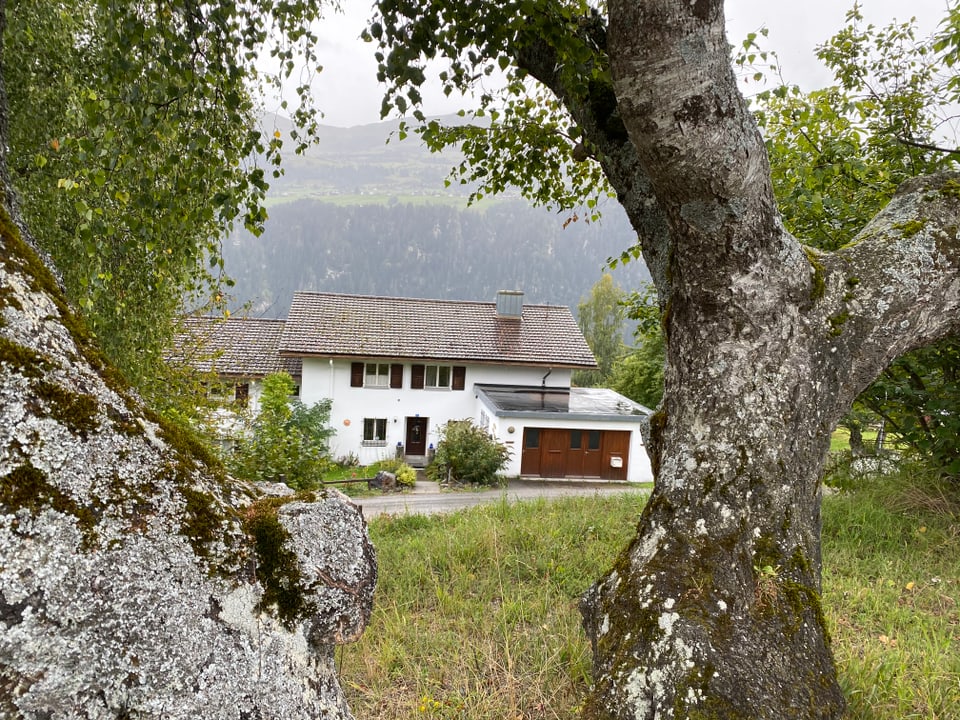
[[297, 0, 950, 128]]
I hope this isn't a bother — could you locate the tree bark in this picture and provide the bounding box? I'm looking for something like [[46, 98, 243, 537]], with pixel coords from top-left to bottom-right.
[[576, 2, 960, 719]]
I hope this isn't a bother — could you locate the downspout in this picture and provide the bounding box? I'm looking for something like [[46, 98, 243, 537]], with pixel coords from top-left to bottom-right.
[[541, 367, 552, 388]]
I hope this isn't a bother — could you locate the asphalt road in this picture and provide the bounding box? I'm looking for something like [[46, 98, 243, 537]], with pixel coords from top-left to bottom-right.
[[352, 479, 651, 519]]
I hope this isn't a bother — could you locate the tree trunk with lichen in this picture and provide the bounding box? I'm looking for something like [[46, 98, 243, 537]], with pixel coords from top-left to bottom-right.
[[574, 2, 960, 719]]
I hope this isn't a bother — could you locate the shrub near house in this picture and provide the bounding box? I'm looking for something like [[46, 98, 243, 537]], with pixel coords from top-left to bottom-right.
[[426, 419, 510, 486], [229, 372, 334, 489]]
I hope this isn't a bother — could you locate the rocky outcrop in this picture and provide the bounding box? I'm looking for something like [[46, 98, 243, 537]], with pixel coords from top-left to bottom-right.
[[0, 211, 376, 718]]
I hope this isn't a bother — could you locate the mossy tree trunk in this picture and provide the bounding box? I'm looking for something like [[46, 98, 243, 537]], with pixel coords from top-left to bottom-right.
[[571, 2, 960, 718], [352, 0, 955, 713]]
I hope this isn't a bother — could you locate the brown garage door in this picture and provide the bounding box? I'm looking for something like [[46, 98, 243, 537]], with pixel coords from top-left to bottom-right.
[[520, 428, 631, 479]]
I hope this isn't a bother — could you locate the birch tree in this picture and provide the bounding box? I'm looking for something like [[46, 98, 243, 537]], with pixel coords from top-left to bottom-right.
[[370, 1, 960, 717]]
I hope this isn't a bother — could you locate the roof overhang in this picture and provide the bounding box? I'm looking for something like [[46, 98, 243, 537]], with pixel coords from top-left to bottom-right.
[[282, 353, 597, 370]]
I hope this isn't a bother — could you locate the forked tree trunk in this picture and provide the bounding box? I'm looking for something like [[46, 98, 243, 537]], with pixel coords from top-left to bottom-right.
[[575, 1, 960, 718]]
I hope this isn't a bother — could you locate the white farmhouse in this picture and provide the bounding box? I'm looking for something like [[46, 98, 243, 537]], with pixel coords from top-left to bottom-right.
[[179, 290, 654, 483]]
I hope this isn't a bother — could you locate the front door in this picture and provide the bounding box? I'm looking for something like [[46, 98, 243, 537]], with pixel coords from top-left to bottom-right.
[[405, 417, 428, 455]]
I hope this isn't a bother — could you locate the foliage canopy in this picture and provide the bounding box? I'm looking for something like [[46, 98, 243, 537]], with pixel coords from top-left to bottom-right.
[[742, 6, 960, 477], [573, 274, 627, 387], [365, 0, 616, 214], [3, 0, 327, 403]]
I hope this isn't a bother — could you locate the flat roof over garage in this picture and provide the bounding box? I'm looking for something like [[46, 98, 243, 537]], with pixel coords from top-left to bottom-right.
[[475, 384, 651, 421]]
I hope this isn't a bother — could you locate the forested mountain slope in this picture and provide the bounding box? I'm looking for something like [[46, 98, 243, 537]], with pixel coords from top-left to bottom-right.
[[223, 198, 649, 316], [221, 118, 650, 315]]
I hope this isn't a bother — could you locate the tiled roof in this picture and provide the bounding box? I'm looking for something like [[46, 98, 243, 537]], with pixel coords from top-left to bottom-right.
[[279, 292, 597, 369], [172, 317, 302, 379]]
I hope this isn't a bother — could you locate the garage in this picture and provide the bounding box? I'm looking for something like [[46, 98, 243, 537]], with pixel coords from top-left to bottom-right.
[[474, 384, 653, 483], [520, 427, 632, 480]]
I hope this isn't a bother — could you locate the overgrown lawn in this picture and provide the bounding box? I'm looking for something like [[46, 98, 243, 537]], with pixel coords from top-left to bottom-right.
[[339, 470, 959, 719]]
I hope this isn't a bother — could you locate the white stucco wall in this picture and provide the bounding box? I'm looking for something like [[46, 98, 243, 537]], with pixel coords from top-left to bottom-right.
[[299, 358, 573, 465]]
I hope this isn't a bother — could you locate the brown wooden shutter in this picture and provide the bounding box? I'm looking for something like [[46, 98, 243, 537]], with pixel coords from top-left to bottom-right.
[[411, 364, 425, 389], [390, 363, 403, 389], [452, 365, 466, 390], [350, 362, 364, 387]]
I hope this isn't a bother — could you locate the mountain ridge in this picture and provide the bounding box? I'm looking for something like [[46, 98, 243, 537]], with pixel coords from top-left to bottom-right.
[[223, 117, 650, 318]]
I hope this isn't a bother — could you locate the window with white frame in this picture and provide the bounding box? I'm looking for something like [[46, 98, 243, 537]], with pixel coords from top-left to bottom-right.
[[362, 418, 387, 445], [364, 363, 390, 387], [424, 364, 452, 389]]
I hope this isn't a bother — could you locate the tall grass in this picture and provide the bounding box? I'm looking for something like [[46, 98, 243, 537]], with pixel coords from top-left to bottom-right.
[[822, 468, 960, 719], [339, 469, 959, 719]]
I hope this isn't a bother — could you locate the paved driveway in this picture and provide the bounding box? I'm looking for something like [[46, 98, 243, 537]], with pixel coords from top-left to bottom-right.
[[352, 479, 651, 519]]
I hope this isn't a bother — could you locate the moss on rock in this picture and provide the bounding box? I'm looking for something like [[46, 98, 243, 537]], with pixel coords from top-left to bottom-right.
[[940, 178, 960, 200], [802, 246, 826, 301], [893, 219, 927, 238], [0, 336, 55, 379], [243, 497, 315, 629], [827, 312, 849, 337], [33, 380, 99, 438], [1, 462, 99, 544]]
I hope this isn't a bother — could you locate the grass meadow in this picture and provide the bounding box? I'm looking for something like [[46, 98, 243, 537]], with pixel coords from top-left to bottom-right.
[[337, 465, 960, 720]]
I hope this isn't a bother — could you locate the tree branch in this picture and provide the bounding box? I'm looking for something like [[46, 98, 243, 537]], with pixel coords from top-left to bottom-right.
[[513, 18, 674, 306], [824, 171, 960, 399], [896, 135, 960, 157]]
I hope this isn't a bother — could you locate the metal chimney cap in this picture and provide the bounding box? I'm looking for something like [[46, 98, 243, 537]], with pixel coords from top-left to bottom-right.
[[495, 290, 524, 318]]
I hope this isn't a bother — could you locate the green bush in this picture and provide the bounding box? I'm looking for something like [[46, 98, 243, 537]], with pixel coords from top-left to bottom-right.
[[228, 372, 334, 490], [425, 420, 510, 486], [377, 458, 418, 488]]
